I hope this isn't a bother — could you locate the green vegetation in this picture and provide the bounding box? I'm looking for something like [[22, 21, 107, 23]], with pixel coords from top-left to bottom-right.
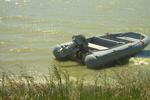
[[0, 66, 150, 100]]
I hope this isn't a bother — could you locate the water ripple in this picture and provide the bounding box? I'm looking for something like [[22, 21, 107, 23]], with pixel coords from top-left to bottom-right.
[[9, 47, 33, 53]]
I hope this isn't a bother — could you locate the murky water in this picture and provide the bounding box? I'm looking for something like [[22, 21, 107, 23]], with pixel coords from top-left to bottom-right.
[[0, 0, 150, 78]]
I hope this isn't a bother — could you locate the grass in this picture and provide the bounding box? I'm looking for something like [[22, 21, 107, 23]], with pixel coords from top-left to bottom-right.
[[0, 66, 150, 100]]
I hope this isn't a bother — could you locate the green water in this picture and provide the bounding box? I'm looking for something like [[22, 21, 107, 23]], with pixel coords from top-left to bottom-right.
[[0, 0, 150, 78]]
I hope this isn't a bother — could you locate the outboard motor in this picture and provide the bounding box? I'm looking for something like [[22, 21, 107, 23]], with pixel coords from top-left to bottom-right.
[[72, 35, 88, 49], [53, 35, 89, 62]]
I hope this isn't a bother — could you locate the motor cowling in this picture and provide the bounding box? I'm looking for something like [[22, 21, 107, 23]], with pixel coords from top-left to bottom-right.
[[72, 35, 88, 50]]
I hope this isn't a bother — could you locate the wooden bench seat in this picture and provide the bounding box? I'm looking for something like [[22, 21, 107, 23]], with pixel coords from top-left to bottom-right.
[[88, 43, 108, 50]]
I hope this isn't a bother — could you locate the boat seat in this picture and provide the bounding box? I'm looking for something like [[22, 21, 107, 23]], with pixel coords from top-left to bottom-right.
[[117, 37, 139, 42], [88, 43, 108, 50]]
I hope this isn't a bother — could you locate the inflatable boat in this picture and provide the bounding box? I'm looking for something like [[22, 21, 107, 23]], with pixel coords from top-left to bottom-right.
[[53, 32, 149, 69]]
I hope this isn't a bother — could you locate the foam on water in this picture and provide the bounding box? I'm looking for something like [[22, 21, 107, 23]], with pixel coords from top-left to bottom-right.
[[130, 57, 150, 66]]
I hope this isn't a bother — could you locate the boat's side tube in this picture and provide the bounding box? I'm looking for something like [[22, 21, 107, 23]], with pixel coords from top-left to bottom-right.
[[85, 49, 119, 69], [53, 45, 68, 60]]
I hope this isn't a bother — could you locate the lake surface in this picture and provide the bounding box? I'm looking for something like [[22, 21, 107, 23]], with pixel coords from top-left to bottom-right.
[[0, 0, 150, 79]]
